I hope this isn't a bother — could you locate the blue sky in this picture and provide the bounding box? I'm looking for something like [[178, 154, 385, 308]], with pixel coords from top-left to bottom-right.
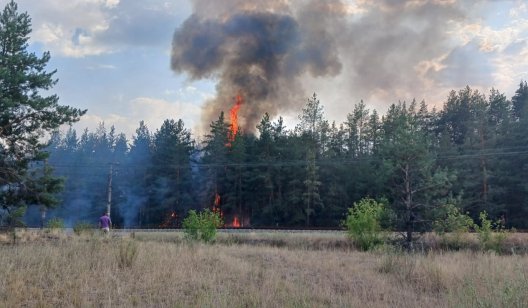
[[10, 0, 528, 138]]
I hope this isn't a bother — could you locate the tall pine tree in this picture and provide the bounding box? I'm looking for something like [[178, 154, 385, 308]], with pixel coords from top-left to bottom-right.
[[0, 1, 85, 226]]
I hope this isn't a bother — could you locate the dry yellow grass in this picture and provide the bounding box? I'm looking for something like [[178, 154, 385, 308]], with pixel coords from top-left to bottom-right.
[[0, 232, 527, 307]]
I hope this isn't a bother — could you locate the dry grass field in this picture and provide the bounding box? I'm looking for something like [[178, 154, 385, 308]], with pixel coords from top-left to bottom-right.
[[1, 230, 527, 307]]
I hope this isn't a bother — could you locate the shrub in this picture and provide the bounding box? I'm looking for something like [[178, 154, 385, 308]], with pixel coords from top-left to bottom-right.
[[343, 198, 386, 251], [45, 218, 65, 231], [73, 221, 95, 236], [182, 209, 223, 243], [117, 240, 138, 269], [474, 211, 510, 253], [3, 206, 26, 227], [433, 204, 474, 250]]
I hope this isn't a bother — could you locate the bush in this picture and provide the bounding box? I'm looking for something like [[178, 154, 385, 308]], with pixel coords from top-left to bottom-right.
[[343, 198, 386, 251], [433, 204, 474, 250], [3, 206, 26, 227], [474, 211, 510, 253], [73, 221, 95, 236], [182, 209, 223, 243], [45, 218, 65, 231]]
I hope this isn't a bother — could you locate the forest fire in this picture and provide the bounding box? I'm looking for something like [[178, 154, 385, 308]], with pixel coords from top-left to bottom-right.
[[227, 94, 243, 146], [212, 193, 223, 218], [159, 211, 177, 228], [211, 192, 242, 228], [230, 216, 241, 228]]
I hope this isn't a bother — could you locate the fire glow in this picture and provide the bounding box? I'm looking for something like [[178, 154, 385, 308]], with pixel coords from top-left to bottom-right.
[[208, 94, 245, 228], [211, 192, 241, 228], [159, 211, 177, 228], [212, 193, 222, 218], [227, 94, 243, 146], [231, 216, 241, 228]]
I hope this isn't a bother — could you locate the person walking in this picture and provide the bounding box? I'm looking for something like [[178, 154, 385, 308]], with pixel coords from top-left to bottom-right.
[[99, 212, 112, 234]]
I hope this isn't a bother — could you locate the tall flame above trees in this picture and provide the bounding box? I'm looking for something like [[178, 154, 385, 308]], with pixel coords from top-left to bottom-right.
[[228, 94, 243, 146]]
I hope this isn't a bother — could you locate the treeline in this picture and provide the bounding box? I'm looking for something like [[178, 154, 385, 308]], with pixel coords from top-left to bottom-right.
[[26, 82, 528, 230]]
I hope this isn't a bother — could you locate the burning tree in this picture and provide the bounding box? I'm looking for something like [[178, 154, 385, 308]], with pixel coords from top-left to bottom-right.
[[200, 94, 249, 228], [227, 94, 243, 146]]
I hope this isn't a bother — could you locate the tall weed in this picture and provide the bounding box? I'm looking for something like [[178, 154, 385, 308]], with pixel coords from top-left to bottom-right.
[[434, 204, 474, 250], [475, 211, 510, 253], [117, 240, 138, 269]]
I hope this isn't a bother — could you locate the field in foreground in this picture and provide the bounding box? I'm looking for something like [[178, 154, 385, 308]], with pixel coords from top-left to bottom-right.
[[1, 232, 527, 307]]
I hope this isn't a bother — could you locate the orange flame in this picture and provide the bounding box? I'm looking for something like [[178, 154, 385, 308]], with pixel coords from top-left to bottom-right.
[[231, 216, 241, 228], [212, 193, 223, 218], [211, 193, 242, 228], [159, 211, 178, 228], [228, 94, 243, 145]]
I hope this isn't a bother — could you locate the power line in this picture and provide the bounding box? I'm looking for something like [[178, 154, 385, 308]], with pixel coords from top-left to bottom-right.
[[43, 149, 528, 170]]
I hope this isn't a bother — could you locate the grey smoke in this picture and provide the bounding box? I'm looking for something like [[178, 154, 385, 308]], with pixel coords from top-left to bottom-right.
[[337, 0, 465, 105], [171, 0, 469, 129], [171, 0, 344, 132]]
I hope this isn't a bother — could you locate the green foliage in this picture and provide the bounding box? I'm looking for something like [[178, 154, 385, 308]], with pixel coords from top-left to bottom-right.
[[474, 211, 510, 253], [45, 217, 64, 231], [379, 101, 455, 248], [434, 204, 474, 234], [0, 1, 85, 225], [117, 240, 138, 269], [147, 119, 195, 225], [182, 209, 223, 243], [434, 204, 474, 250], [3, 206, 26, 227], [73, 221, 94, 236], [343, 198, 386, 251]]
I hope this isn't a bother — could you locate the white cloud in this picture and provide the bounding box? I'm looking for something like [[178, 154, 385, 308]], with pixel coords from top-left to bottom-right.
[[72, 97, 202, 139], [18, 0, 187, 57], [86, 64, 117, 70], [19, 0, 113, 57]]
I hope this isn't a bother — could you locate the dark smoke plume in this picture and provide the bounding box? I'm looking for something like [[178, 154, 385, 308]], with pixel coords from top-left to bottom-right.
[[171, 0, 344, 132], [172, 0, 470, 129]]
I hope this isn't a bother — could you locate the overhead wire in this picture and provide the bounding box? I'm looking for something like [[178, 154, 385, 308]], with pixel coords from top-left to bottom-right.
[[43, 148, 528, 171]]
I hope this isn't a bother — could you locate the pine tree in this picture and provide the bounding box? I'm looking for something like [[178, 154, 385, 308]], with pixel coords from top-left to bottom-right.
[[127, 121, 152, 227], [201, 112, 230, 213], [295, 93, 326, 226], [501, 81, 528, 227], [512, 80, 528, 120], [148, 119, 195, 226], [380, 102, 453, 249], [0, 1, 85, 225]]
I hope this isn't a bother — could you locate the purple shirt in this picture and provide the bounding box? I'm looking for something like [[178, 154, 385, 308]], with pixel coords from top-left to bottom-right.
[[99, 215, 111, 228]]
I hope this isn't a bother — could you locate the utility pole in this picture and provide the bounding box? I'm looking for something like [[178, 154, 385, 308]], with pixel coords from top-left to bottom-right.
[[107, 163, 113, 216]]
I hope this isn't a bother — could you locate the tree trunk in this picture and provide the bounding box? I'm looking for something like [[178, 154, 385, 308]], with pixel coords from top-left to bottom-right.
[[404, 163, 413, 250]]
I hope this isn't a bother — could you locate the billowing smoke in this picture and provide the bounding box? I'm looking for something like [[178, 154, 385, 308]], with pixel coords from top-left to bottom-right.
[[171, 0, 344, 132], [334, 0, 466, 108], [172, 0, 469, 130]]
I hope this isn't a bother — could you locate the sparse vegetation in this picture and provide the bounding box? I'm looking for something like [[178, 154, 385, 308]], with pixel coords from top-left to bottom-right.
[[434, 204, 474, 250], [474, 211, 510, 253], [45, 218, 65, 231], [117, 239, 139, 269], [73, 221, 95, 236], [1, 232, 527, 307]]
